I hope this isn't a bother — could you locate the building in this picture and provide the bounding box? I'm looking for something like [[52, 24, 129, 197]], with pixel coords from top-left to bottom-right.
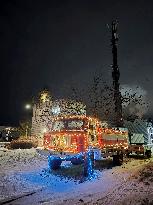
[[0, 126, 19, 142], [124, 119, 153, 146]]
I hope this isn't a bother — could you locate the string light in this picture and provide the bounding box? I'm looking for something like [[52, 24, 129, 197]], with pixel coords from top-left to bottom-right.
[[44, 115, 129, 153]]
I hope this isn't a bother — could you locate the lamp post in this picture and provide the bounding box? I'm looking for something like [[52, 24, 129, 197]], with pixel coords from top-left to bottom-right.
[[25, 104, 32, 139], [25, 125, 28, 138]]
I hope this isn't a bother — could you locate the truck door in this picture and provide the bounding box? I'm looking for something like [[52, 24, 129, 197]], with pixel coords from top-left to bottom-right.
[[76, 135, 85, 152]]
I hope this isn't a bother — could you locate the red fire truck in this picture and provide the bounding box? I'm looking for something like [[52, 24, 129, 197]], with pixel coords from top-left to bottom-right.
[[44, 115, 128, 161]]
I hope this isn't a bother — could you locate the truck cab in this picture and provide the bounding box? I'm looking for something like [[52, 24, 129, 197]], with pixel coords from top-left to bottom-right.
[[43, 115, 102, 153]]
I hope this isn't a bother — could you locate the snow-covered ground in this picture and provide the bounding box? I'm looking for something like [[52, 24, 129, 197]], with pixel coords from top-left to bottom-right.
[[0, 148, 153, 205]]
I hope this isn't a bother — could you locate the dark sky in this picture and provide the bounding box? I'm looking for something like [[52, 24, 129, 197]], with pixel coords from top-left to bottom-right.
[[1, 0, 153, 125]]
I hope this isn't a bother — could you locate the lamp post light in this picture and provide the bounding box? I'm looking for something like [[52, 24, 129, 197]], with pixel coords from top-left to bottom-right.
[[25, 104, 31, 110]]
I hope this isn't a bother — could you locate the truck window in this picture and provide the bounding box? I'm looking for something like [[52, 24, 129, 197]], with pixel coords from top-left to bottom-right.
[[67, 120, 84, 130], [52, 121, 65, 131]]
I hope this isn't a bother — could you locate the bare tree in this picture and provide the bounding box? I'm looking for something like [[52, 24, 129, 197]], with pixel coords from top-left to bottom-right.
[[67, 72, 148, 123], [18, 120, 32, 138]]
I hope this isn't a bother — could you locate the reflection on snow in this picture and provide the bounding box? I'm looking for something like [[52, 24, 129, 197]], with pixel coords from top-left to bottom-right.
[[14, 167, 102, 193]]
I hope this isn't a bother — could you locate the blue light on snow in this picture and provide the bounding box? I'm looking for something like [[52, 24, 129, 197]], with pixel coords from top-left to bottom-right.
[[84, 149, 94, 180]]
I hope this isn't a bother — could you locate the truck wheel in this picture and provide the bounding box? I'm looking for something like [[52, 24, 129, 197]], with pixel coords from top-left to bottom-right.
[[126, 152, 130, 158], [145, 150, 151, 158], [48, 156, 62, 170], [113, 154, 123, 166]]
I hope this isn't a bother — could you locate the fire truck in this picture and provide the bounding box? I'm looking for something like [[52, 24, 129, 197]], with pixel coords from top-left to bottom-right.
[[43, 115, 129, 164]]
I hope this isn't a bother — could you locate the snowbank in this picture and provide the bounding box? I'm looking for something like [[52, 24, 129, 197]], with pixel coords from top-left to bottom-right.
[[0, 148, 153, 205]]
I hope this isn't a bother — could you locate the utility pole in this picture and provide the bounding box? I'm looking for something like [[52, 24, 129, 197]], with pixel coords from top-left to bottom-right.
[[111, 20, 123, 127]]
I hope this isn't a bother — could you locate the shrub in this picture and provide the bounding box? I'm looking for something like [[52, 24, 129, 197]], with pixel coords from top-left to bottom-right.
[[8, 139, 38, 149]]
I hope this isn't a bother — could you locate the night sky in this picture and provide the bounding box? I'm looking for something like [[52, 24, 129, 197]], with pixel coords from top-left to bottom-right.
[[1, 0, 153, 125]]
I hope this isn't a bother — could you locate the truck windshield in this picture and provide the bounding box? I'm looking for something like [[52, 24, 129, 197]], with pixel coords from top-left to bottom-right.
[[51, 119, 85, 131]]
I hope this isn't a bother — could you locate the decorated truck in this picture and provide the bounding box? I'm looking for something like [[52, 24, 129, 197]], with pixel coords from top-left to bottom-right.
[[43, 115, 130, 164]]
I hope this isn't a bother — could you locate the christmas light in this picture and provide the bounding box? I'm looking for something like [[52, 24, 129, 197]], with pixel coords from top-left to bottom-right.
[[84, 148, 94, 179], [43, 114, 129, 153]]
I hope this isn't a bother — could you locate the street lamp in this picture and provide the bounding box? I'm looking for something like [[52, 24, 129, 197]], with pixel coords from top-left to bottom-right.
[[25, 104, 31, 110], [25, 104, 32, 138]]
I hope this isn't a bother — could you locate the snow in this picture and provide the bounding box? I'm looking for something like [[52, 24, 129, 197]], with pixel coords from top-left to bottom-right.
[[0, 148, 153, 205]]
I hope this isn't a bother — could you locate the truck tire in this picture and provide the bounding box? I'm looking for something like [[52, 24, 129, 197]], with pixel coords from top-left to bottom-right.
[[48, 156, 62, 170], [113, 154, 123, 166], [145, 150, 151, 158], [126, 152, 130, 158]]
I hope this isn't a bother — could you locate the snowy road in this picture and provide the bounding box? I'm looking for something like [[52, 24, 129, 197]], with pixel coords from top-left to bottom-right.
[[0, 148, 153, 205]]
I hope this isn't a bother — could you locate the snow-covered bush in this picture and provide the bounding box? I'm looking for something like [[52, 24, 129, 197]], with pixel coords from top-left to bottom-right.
[[8, 140, 38, 149]]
